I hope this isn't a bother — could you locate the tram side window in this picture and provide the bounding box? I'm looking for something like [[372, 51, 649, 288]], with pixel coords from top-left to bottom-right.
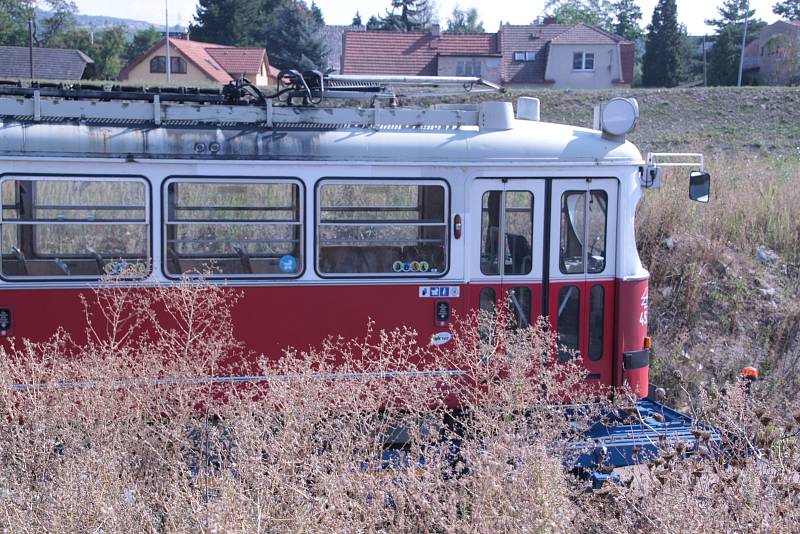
[[164, 180, 303, 277], [0, 177, 149, 279], [317, 182, 448, 276], [559, 190, 608, 275]]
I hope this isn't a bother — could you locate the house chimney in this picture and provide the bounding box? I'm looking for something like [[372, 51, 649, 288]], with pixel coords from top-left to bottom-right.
[[543, 16, 557, 25], [430, 24, 440, 37]]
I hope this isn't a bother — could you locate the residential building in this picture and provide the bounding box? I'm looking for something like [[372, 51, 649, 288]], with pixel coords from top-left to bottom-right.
[[742, 20, 800, 86], [0, 46, 94, 81], [118, 38, 279, 85], [341, 22, 633, 89]]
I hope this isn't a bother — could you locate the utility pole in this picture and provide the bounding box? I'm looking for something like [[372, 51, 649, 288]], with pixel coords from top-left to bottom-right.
[[165, 0, 172, 83], [737, 0, 749, 87], [28, 0, 35, 80], [702, 34, 707, 86]]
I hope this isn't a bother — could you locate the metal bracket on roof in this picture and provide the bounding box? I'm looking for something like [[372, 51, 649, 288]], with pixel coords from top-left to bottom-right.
[[153, 94, 161, 125], [33, 90, 41, 121]]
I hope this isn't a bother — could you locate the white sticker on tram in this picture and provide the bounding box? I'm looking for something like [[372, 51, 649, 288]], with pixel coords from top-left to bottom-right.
[[418, 286, 461, 298], [431, 332, 453, 346]]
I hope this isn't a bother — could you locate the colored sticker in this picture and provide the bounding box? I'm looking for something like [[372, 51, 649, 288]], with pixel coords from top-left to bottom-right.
[[410, 261, 420, 272], [418, 286, 461, 298], [393, 261, 404, 272], [431, 332, 452, 346], [403, 263, 412, 272], [419, 261, 430, 272], [279, 255, 297, 273]]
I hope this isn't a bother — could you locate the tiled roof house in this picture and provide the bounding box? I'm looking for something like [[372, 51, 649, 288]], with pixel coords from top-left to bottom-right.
[[0, 46, 94, 80], [119, 38, 280, 85], [342, 23, 634, 89]]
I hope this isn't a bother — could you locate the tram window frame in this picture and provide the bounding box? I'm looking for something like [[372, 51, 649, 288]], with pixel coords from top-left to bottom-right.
[[162, 177, 305, 279], [0, 174, 152, 281], [315, 179, 450, 278], [559, 189, 609, 275]]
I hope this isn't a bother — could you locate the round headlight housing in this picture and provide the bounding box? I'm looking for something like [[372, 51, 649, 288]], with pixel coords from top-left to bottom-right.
[[600, 97, 639, 137]]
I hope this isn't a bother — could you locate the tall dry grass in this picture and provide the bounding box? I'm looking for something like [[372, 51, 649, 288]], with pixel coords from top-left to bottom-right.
[[0, 276, 798, 531]]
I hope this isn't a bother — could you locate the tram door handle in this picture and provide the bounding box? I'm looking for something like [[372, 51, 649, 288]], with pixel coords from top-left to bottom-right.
[[435, 301, 450, 326]]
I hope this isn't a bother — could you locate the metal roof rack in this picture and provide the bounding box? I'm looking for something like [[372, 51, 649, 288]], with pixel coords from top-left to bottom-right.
[[0, 74, 508, 130]]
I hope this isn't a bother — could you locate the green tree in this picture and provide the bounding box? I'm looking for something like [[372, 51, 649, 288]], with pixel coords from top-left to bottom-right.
[[705, 0, 765, 86], [310, 1, 325, 25], [708, 26, 739, 85], [773, 0, 800, 19], [265, 0, 328, 70], [612, 0, 643, 42], [446, 5, 484, 33], [124, 27, 161, 65], [91, 27, 127, 79], [377, 0, 436, 32], [39, 0, 78, 47], [0, 0, 30, 46], [352, 11, 362, 26], [366, 15, 382, 30], [642, 0, 681, 87], [544, 0, 614, 31], [190, 0, 271, 46]]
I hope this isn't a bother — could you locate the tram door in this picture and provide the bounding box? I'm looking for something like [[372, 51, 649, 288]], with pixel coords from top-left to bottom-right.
[[548, 179, 618, 384], [470, 179, 546, 328]]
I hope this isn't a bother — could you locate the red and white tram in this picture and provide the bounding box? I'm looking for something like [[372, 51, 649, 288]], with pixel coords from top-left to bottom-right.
[[0, 76, 709, 400]]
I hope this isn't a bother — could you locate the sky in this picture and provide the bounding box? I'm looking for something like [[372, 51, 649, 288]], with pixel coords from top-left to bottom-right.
[[70, 0, 782, 35]]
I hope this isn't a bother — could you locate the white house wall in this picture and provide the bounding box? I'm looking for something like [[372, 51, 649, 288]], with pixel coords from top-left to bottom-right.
[[544, 44, 621, 89]]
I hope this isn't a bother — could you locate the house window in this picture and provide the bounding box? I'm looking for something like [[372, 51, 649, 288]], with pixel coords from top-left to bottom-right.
[[149, 56, 188, 74], [456, 60, 481, 76], [514, 51, 536, 62], [573, 52, 595, 71]]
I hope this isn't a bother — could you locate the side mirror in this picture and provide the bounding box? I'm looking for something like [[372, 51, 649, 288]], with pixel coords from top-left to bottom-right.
[[689, 171, 711, 203]]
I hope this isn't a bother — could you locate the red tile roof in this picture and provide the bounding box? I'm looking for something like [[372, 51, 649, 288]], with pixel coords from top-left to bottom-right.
[[206, 47, 267, 74], [341, 31, 498, 76]]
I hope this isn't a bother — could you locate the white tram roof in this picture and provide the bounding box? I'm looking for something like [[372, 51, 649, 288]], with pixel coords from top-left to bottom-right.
[[0, 91, 643, 165]]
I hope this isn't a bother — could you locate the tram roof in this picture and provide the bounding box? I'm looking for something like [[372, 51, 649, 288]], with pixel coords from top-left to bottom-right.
[[0, 119, 642, 166]]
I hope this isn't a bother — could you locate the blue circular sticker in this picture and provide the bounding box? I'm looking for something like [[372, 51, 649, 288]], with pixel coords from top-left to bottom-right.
[[279, 255, 297, 273]]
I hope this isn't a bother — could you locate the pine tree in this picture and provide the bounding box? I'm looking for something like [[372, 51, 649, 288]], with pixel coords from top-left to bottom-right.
[[642, 0, 681, 87], [377, 0, 435, 32], [352, 11, 362, 26], [773, 0, 800, 19], [310, 1, 325, 25], [265, 1, 328, 71], [189, 0, 270, 46]]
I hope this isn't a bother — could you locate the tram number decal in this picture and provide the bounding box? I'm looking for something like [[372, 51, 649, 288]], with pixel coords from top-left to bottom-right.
[[640, 288, 649, 327]]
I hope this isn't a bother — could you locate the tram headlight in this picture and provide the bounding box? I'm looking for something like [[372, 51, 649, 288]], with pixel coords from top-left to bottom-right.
[[594, 97, 639, 138]]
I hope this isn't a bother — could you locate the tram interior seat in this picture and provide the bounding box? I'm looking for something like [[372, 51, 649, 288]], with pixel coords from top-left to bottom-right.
[[506, 233, 532, 275], [1, 251, 145, 277]]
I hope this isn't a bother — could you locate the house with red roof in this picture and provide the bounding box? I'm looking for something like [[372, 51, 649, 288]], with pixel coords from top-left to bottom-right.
[[341, 22, 634, 89], [118, 38, 280, 86]]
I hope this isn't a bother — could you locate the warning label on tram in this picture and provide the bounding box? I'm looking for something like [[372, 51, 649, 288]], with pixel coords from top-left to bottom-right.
[[418, 286, 461, 298]]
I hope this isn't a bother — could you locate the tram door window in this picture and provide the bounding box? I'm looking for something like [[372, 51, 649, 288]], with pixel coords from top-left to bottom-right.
[[164, 179, 303, 278], [550, 179, 617, 383], [0, 176, 150, 279], [471, 180, 545, 330]]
